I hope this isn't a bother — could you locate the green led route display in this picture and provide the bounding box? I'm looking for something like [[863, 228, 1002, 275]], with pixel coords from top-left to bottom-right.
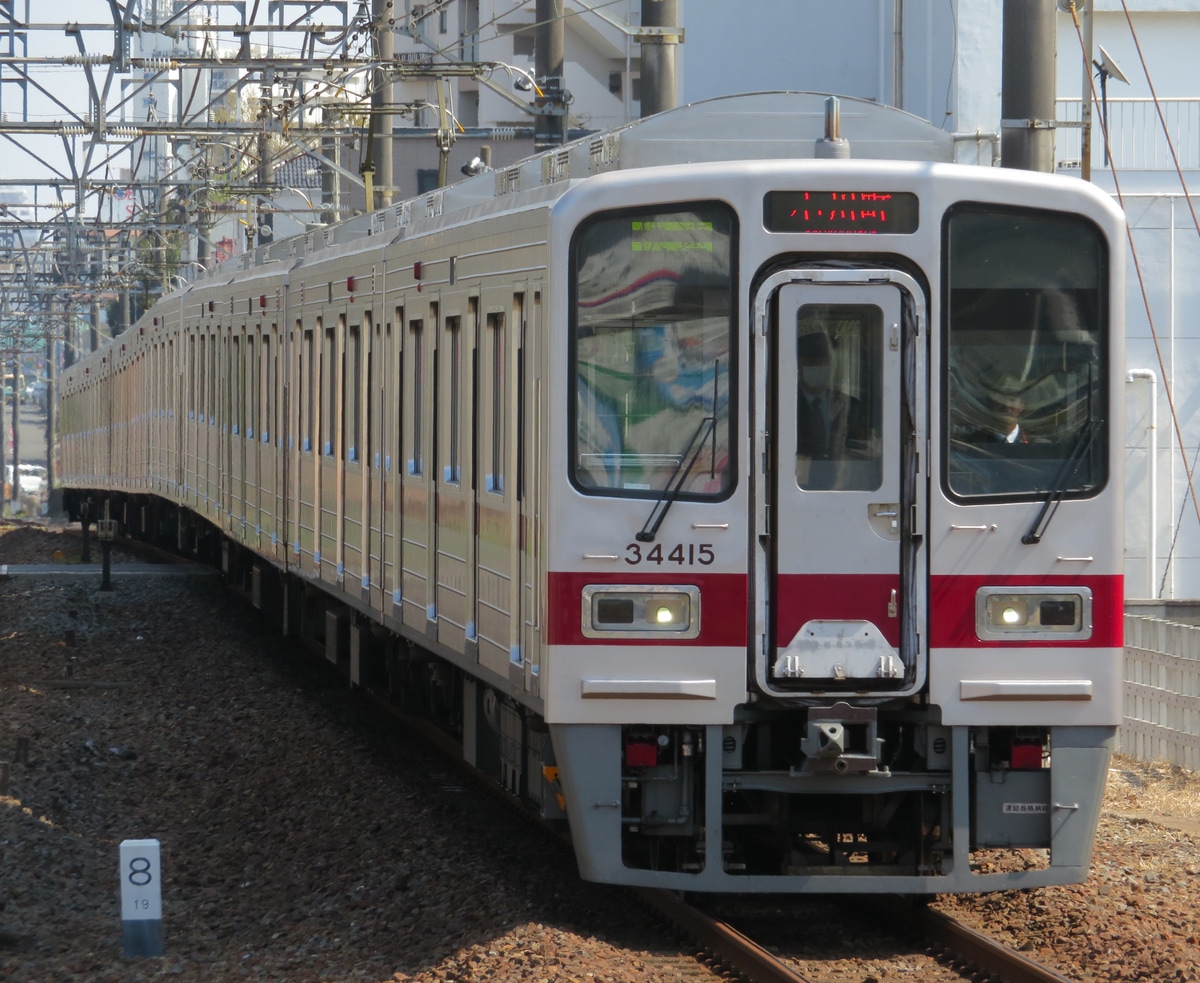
[[630, 219, 716, 251]]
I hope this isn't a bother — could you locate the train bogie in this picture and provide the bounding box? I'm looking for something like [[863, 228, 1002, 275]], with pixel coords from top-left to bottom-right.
[[61, 92, 1124, 895]]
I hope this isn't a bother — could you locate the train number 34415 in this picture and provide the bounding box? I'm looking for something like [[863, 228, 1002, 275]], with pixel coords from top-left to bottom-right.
[[624, 543, 715, 566]]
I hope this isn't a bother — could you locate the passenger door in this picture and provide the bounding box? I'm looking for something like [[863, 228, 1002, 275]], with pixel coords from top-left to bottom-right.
[[753, 269, 926, 697]]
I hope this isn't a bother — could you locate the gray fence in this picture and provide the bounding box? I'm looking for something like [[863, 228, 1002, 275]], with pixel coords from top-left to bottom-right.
[[1121, 612, 1200, 770]]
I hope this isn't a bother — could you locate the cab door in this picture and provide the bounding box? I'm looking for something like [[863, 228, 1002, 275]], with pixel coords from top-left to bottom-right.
[[753, 269, 926, 697]]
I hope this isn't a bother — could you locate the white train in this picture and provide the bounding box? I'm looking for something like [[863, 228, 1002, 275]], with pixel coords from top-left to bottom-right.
[[60, 92, 1125, 894]]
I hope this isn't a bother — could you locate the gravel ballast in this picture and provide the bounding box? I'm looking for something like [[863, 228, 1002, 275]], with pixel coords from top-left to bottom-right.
[[2, 521, 1199, 981]]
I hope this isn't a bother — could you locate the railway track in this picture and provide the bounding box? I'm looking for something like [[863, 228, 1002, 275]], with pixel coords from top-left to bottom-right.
[[652, 890, 1078, 983], [354, 662, 1079, 983]]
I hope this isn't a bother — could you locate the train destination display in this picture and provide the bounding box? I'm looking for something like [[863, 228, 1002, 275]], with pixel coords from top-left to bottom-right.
[[764, 190, 919, 233]]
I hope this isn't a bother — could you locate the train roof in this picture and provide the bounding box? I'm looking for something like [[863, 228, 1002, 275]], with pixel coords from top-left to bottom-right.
[[208, 91, 954, 279], [610, 90, 956, 167]]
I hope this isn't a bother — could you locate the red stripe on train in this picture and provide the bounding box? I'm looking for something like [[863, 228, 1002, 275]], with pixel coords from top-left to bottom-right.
[[928, 573, 1124, 648], [546, 572, 1123, 648], [547, 571, 747, 647]]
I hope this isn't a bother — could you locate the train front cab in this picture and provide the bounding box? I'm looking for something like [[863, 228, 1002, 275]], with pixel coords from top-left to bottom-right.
[[545, 162, 1124, 894]]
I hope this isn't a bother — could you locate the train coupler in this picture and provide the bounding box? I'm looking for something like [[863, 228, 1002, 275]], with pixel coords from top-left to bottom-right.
[[799, 702, 889, 775]]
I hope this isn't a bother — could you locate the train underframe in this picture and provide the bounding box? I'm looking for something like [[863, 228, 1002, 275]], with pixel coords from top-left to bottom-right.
[[65, 490, 1114, 895], [551, 716, 1114, 893]]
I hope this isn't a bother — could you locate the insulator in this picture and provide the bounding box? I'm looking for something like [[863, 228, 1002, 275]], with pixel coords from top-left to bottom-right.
[[64, 53, 108, 66], [136, 57, 174, 71]]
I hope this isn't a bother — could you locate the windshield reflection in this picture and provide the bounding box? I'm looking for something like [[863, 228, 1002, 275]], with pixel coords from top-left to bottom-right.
[[572, 204, 735, 497]]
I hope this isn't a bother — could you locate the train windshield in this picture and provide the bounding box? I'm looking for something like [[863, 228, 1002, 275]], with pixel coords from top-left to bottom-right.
[[943, 205, 1107, 501], [570, 202, 736, 498]]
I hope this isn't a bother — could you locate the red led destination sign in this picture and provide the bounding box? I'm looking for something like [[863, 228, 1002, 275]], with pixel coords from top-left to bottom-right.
[[764, 190, 919, 234]]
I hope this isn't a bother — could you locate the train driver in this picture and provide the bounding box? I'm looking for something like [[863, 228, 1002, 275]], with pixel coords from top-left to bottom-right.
[[969, 392, 1029, 445], [795, 329, 877, 491]]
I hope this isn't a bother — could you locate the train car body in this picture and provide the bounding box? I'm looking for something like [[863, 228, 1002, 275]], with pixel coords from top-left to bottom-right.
[[60, 92, 1125, 894]]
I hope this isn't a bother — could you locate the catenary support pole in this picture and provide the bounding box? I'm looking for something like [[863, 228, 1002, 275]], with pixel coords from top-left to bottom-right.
[[535, 0, 567, 149], [373, 0, 395, 208], [1001, 0, 1056, 173], [640, 0, 680, 119]]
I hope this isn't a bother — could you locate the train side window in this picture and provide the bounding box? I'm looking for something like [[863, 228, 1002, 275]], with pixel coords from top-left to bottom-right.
[[943, 205, 1107, 501], [486, 312, 505, 494], [204, 333, 211, 424], [188, 334, 197, 420], [468, 298, 479, 490], [446, 315, 462, 483], [222, 333, 231, 431], [246, 335, 256, 439], [301, 325, 313, 452], [261, 333, 270, 443], [570, 201, 737, 499], [409, 319, 423, 475], [514, 293, 525, 503], [270, 327, 279, 445], [197, 335, 206, 422], [346, 322, 361, 462], [393, 308, 404, 475], [365, 313, 375, 468], [237, 334, 246, 437], [382, 319, 393, 471], [211, 333, 219, 427], [323, 321, 336, 456], [314, 319, 326, 454]]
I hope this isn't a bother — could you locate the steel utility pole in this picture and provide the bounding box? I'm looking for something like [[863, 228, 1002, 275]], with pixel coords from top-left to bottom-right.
[[372, 0, 395, 209], [640, 0, 681, 118], [535, 0, 568, 149], [1001, 0, 1057, 172]]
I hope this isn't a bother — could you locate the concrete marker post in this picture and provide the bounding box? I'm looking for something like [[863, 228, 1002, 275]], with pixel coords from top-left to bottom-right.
[[119, 838, 163, 956]]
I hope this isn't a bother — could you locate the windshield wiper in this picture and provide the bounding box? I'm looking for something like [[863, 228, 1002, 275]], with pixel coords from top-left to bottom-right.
[[1022, 417, 1102, 545], [635, 415, 716, 543]]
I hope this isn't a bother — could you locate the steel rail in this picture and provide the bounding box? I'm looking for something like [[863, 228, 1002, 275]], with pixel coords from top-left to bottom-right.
[[911, 905, 1077, 983], [637, 889, 815, 983]]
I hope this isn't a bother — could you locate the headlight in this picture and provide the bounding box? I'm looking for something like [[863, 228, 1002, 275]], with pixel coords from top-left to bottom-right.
[[975, 587, 1093, 641], [581, 585, 701, 639]]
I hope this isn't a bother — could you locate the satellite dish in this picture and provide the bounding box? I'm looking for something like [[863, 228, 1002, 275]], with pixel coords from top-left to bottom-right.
[[1094, 44, 1130, 85]]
